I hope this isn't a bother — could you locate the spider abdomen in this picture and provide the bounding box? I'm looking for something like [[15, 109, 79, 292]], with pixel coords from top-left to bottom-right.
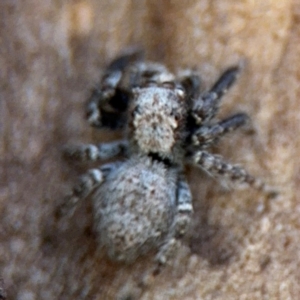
[[92, 156, 176, 262]]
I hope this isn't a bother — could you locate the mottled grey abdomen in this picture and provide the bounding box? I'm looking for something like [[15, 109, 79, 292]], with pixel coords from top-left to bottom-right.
[[92, 156, 177, 263]]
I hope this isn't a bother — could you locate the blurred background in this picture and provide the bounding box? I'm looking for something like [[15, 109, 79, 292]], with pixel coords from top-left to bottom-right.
[[1, 1, 299, 299]]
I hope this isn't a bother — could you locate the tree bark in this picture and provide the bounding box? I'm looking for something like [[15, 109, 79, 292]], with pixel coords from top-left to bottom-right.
[[1, 0, 299, 299]]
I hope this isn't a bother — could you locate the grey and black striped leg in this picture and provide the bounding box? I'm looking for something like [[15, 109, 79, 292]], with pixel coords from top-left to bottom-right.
[[86, 49, 143, 129], [106, 48, 144, 73], [63, 140, 128, 162], [174, 178, 193, 237], [191, 113, 249, 148], [190, 150, 276, 196], [139, 178, 193, 288], [177, 69, 201, 100], [57, 163, 120, 218], [192, 67, 240, 124], [86, 73, 125, 129], [154, 178, 193, 271]]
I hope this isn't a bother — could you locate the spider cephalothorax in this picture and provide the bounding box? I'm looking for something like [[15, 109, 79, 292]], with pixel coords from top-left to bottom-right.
[[59, 49, 274, 273], [129, 86, 187, 161]]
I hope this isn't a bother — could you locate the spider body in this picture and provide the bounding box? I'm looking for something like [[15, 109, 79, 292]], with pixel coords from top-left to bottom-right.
[[60, 49, 271, 269], [129, 86, 187, 161], [93, 156, 177, 263]]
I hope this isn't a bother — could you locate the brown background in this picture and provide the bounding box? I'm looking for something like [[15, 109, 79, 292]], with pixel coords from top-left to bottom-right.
[[1, 0, 300, 299]]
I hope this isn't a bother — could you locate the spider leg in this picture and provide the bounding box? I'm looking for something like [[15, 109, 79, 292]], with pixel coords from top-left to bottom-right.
[[63, 140, 128, 162], [192, 67, 240, 124], [106, 48, 144, 72], [139, 176, 193, 289], [154, 177, 193, 272], [56, 162, 120, 218], [176, 69, 201, 100], [86, 49, 143, 129], [188, 150, 276, 196], [191, 113, 249, 148]]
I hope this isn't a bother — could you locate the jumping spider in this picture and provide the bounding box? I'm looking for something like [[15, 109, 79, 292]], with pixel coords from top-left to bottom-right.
[[59, 49, 273, 272]]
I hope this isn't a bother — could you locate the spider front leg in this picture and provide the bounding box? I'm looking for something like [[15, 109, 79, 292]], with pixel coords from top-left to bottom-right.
[[86, 49, 143, 129], [63, 140, 128, 162], [191, 113, 249, 148], [154, 178, 193, 272], [56, 163, 120, 218], [176, 69, 201, 100], [57, 141, 128, 218], [189, 150, 276, 196], [192, 67, 240, 124]]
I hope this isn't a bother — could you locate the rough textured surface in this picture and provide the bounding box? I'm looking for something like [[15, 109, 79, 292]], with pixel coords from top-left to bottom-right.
[[1, 0, 299, 299], [93, 156, 176, 264]]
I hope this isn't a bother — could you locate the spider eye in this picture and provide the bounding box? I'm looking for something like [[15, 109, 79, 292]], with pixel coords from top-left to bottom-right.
[[162, 81, 175, 89], [144, 80, 157, 87]]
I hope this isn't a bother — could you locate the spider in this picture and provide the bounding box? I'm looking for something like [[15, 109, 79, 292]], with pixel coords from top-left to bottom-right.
[[59, 49, 274, 272]]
